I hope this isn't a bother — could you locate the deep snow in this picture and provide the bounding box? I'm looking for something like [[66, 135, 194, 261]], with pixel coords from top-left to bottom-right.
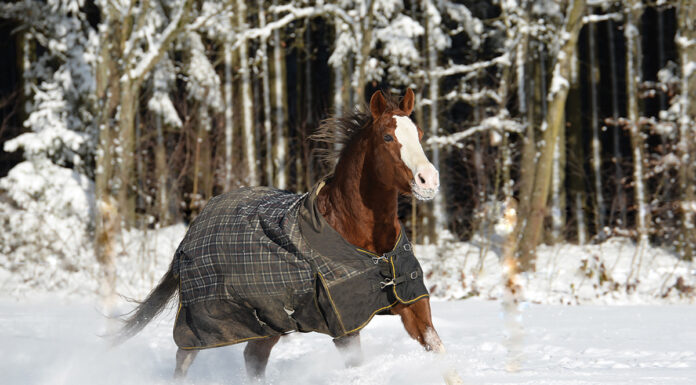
[[1, 298, 694, 385]]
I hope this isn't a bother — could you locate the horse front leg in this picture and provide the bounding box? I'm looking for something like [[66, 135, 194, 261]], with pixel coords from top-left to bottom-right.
[[244, 335, 281, 381], [392, 299, 464, 385], [333, 331, 364, 367]]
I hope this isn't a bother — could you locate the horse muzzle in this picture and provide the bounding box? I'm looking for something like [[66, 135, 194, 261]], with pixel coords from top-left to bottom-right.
[[410, 164, 439, 201]]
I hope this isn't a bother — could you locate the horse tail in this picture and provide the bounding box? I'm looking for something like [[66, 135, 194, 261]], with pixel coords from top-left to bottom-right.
[[113, 265, 178, 345]]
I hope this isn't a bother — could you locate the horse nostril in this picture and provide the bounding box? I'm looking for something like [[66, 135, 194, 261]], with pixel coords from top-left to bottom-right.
[[418, 174, 426, 185]]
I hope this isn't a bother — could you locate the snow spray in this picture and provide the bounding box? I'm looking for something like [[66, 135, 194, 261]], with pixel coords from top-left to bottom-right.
[[498, 198, 525, 372]]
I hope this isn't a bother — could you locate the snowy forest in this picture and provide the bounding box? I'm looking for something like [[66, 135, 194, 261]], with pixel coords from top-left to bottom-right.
[[1, 0, 696, 305], [2, 1, 696, 384]]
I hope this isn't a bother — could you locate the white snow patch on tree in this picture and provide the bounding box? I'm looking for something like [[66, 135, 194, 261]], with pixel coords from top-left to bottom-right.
[[443, 0, 482, 48], [548, 61, 569, 100], [185, 32, 223, 113], [147, 57, 182, 128]]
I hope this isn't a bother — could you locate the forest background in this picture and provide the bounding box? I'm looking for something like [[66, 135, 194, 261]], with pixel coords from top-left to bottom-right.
[[1, 0, 695, 304]]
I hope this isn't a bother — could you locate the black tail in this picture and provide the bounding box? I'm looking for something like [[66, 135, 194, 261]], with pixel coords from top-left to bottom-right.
[[114, 267, 178, 345]]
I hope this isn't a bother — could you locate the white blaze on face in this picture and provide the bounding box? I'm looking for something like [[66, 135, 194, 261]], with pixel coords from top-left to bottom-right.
[[393, 115, 440, 200]]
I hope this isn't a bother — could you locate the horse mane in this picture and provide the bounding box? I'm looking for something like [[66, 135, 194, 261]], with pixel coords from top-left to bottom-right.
[[311, 91, 401, 172]]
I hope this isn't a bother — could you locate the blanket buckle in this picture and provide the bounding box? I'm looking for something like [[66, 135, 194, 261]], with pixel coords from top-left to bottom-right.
[[372, 255, 388, 264], [379, 278, 395, 289]]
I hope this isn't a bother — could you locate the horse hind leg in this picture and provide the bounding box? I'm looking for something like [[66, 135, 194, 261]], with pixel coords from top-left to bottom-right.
[[174, 348, 199, 379], [244, 335, 281, 381], [333, 332, 364, 367]]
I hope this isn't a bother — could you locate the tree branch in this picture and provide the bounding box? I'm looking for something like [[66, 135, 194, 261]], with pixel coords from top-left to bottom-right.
[[122, 0, 193, 85]]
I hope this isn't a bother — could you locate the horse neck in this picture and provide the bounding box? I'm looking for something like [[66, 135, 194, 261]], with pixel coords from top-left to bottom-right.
[[318, 138, 400, 254]]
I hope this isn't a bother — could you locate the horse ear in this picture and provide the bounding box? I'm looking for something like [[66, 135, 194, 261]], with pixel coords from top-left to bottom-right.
[[370, 90, 388, 119], [400, 88, 415, 116]]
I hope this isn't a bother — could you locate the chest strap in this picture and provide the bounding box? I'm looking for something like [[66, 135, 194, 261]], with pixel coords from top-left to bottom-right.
[[372, 242, 420, 291]]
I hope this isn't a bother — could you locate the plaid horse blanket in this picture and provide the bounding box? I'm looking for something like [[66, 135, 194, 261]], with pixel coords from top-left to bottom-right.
[[172, 183, 428, 349]]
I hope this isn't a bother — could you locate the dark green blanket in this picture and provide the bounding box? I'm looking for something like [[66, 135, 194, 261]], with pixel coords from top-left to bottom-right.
[[172, 183, 428, 349]]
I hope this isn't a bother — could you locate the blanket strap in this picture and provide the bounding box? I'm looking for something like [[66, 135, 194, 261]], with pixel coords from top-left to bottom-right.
[[372, 242, 420, 291]]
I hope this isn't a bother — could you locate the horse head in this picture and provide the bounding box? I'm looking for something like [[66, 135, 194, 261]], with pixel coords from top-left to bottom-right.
[[367, 88, 440, 200]]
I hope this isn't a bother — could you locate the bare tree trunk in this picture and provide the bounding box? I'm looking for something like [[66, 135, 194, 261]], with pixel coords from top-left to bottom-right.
[[154, 114, 170, 224], [118, 81, 137, 227], [294, 41, 305, 192], [344, 55, 354, 110], [258, 0, 273, 186], [191, 107, 202, 212], [494, 5, 517, 201], [657, 7, 667, 111], [354, 0, 377, 103], [567, 28, 585, 243], [21, 33, 33, 116], [516, 22, 527, 121], [191, 105, 212, 215], [576, 193, 587, 245], [200, 107, 213, 200], [237, 0, 258, 186], [423, 0, 447, 243], [473, 81, 485, 207], [508, 5, 532, 253], [223, 41, 235, 192], [550, 104, 565, 242], [625, 0, 649, 244], [517, 0, 586, 270], [95, 14, 119, 313], [134, 103, 144, 226], [272, 0, 288, 189], [513, 36, 536, 260], [623, 0, 649, 284], [303, 23, 314, 188], [677, 0, 696, 260], [414, 88, 427, 244], [492, 53, 514, 201], [588, 13, 605, 231], [333, 22, 345, 117], [607, 17, 627, 226], [551, 44, 571, 242]]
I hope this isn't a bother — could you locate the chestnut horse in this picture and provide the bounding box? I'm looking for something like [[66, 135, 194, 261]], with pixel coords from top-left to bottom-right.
[[117, 89, 462, 384]]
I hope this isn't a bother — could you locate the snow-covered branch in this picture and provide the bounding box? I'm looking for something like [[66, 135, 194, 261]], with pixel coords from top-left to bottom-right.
[[676, 35, 696, 49], [187, 3, 235, 32], [226, 4, 356, 48], [432, 53, 510, 77], [582, 13, 622, 24], [122, 0, 193, 84], [586, 0, 616, 6], [426, 114, 524, 148], [444, 88, 503, 104]]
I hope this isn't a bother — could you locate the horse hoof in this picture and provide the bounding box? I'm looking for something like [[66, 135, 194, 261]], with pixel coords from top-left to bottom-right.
[[443, 369, 464, 385]]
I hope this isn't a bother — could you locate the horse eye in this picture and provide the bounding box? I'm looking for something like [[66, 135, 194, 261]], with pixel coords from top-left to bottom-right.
[[384, 134, 393, 142]]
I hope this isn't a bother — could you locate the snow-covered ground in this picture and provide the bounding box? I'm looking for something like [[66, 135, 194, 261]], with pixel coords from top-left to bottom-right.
[[2, 173, 695, 384], [1, 298, 694, 385], [419, 237, 696, 304]]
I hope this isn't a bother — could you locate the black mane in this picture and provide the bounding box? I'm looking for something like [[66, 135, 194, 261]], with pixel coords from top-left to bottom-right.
[[311, 92, 401, 171]]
